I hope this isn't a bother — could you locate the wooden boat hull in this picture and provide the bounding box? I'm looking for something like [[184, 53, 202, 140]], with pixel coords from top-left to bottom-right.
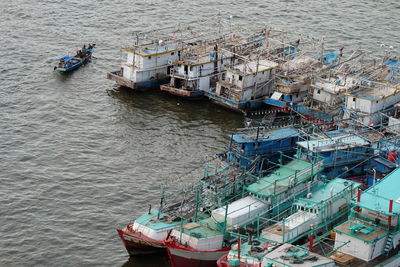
[[117, 228, 165, 256], [160, 84, 204, 99]]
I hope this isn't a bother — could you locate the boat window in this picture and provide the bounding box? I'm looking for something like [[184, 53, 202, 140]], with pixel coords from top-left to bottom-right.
[[353, 98, 356, 101], [190, 66, 193, 71], [171, 52, 175, 55], [317, 90, 321, 94], [239, 75, 243, 81], [148, 56, 151, 60]]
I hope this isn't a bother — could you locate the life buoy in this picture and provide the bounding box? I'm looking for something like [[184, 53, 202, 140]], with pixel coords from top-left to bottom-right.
[[168, 59, 173, 65]]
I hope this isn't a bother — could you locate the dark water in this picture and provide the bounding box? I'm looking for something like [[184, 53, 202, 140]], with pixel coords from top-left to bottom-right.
[[0, 0, 399, 266]]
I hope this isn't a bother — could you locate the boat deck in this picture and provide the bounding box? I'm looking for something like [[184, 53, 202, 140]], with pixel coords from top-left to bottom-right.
[[245, 159, 322, 197], [335, 220, 388, 242]]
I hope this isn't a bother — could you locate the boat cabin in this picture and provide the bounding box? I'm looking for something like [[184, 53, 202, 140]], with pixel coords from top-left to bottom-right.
[[334, 167, 400, 262], [344, 82, 400, 126], [107, 40, 182, 89]]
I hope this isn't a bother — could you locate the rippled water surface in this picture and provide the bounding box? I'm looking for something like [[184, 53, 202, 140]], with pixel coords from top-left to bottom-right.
[[0, 0, 399, 266]]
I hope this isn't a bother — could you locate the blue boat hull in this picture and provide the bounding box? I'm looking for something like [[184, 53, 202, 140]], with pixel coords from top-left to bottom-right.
[[55, 46, 95, 73]]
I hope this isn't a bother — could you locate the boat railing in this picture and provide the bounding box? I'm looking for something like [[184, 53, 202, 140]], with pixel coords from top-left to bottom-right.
[[280, 160, 323, 187]]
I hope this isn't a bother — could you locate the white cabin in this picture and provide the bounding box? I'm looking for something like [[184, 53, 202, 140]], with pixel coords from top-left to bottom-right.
[[214, 59, 279, 102], [168, 51, 234, 92], [311, 74, 360, 106], [107, 40, 182, 89], [122, 42, 180, 83], [262, 179, 359, 243], [344, 82, 400, 125]]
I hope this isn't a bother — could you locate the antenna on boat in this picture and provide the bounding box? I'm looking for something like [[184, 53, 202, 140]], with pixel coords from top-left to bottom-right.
[[157, 186, 165, 219]]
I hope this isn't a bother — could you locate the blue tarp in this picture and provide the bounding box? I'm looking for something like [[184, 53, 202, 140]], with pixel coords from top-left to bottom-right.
[[322, 50, 340, 66], [58, 56, 74, 61]]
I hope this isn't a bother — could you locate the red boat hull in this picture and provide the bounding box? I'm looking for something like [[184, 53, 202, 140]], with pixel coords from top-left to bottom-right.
[[117, 228, 165, 256], [164, 240, 230, 267]]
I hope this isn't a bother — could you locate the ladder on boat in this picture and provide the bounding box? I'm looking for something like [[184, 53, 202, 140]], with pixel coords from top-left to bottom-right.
[[383, 233, 394, 256]]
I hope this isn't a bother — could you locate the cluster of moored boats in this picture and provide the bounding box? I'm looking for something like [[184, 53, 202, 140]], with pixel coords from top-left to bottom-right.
[[59, 23, 400, 267]]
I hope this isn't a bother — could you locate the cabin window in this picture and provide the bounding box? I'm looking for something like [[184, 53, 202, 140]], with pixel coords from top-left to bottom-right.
[[376, 101, 378, 103], [171, 52, 175, 55], [239, 75, 243, 81], [296, 94, 299, 97], [190, 66, 193, 71], [148, 56, 151, 60], [353, 98, 356, 102], [317, 90, 321, 94]]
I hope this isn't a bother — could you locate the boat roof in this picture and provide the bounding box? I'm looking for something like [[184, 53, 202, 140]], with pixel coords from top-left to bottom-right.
[[227, 59, 279, 76], [296, 134, 370, 153], [135, 209, 180, 230], [345, 83, 400, 101], [58, 56, 74, 61], [311, 75, 359, 94], [123, 41, 178, 57], [178, 217, 222, 238], [232, 128, 298, 143], [296, 178, 361, 209], [245, 159, 323, 197], [358, 167, 400, 214], [262, 243, 335, 267]]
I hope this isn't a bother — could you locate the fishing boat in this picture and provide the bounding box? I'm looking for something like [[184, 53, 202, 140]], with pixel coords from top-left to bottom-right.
[[160, 40, 235, 99], [54, 44, 95, 72], [333, 167, 400, 263], [117, 158, 254, 256], [220, 127, 300, 171], [163, 156, 324, 267], [343, 81, 400, 126], [117, 127, 302, 257], [205, 58, 279, 112], [265, 49, 344, 112], [261, 178, 360, 244], [107, 39, 182, 90], [217, 178, 360, 267], [160, 31, 267, 99], [296, 73, 362, 123], [296, 133, 373, 179]]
